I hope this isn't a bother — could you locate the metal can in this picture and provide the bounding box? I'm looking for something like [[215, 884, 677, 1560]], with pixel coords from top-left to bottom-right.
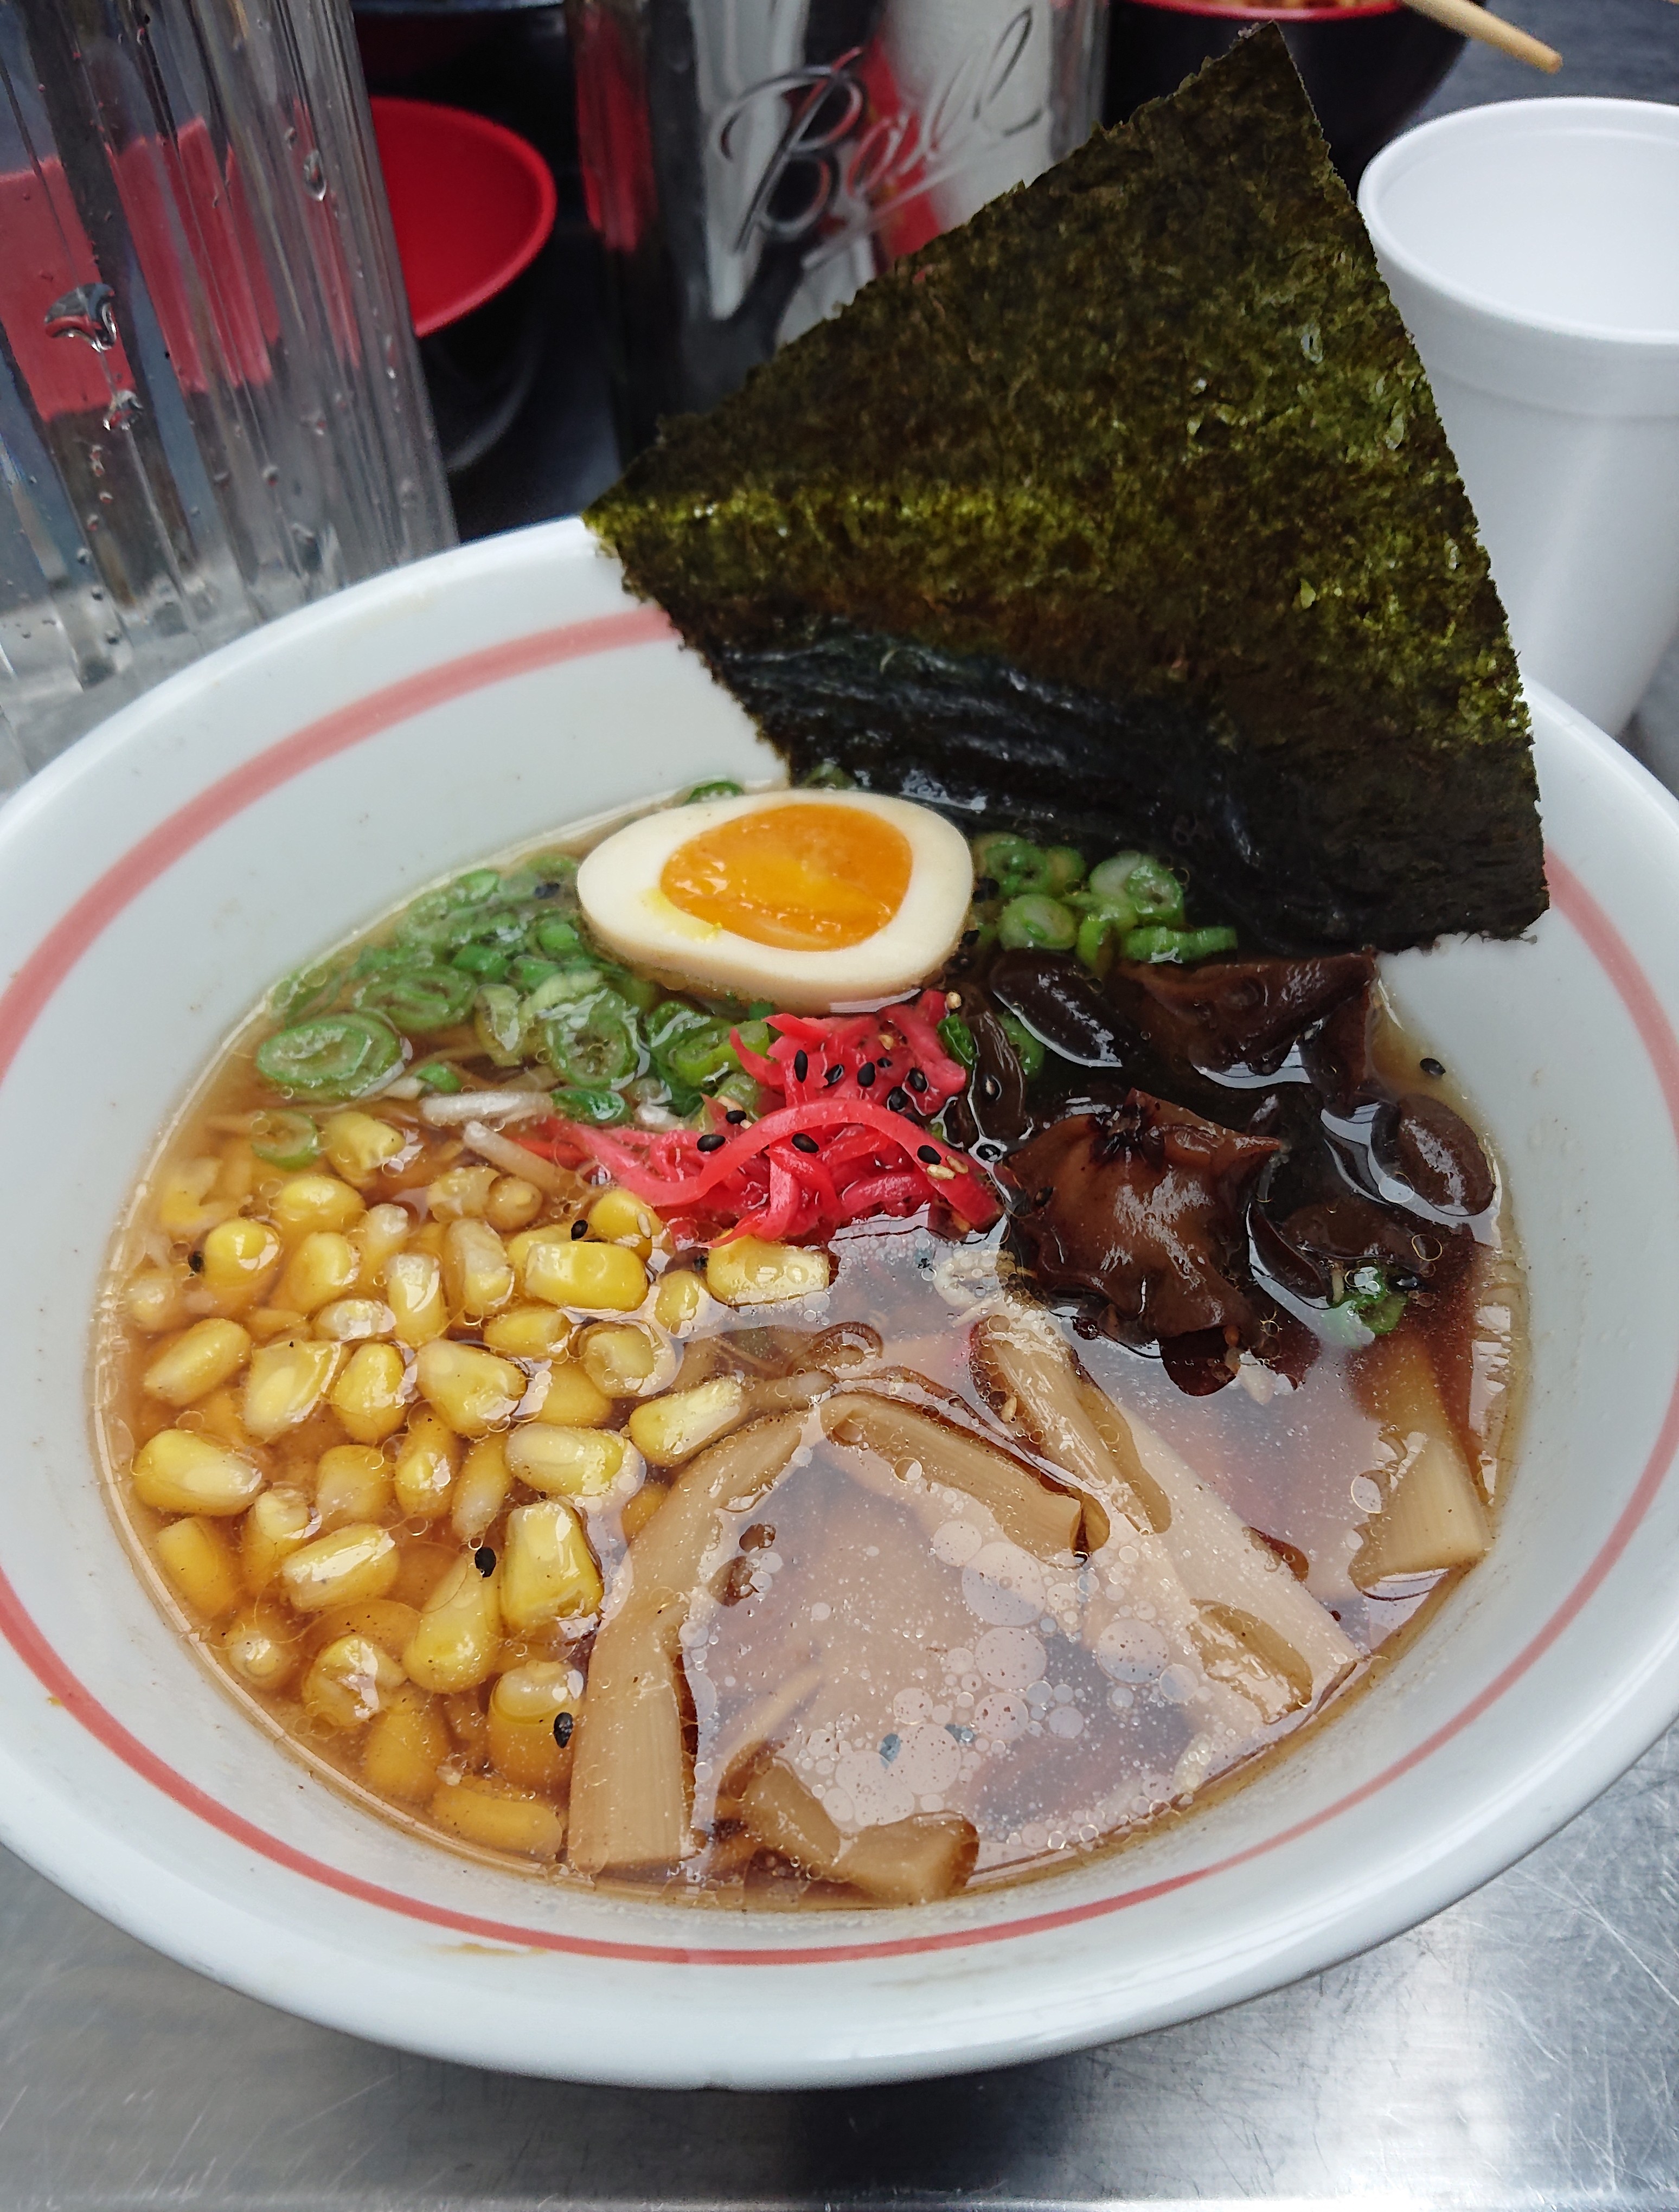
[[569, 0, 1109, 454]]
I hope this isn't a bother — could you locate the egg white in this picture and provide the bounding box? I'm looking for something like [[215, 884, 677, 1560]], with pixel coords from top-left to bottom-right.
[[576, 789, 974, 1012]]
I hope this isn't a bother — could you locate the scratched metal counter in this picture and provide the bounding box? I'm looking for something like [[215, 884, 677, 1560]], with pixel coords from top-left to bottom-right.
[[7, 4, 1679, 2202]]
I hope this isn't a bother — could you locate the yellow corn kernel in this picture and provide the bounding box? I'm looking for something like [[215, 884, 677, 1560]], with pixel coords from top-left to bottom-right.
[[482, 1304, 573, 1359], [322, 1111, 408, 1184], [242, 1336, 344, 1442], [507, 1223, 574, 1278], [188, 1386, 253, 1451], [221, 1607, 299, 1692], [241, 1484, 317, 1591], [384, 1250, 446, 1347], [329, 1340, 409, 1445], [313, 1297, 394, 1343], [216, 1138, 262, 1205], [362, 1684, 448, 1802], [124, 1267, 186, 1334], [451, 1435, 511, 1544], [522, 1238, 648, 1313], [409, 1220, 447, 1261], [619, 1477, 667, 1543], [315, 1442, 393, 1531], [309, 1597, 420, 1655], [426, 1164, 498, 1220], [652, 1267, 708, 1336], [142, 1318, 252, 1407], [441, 1217, 515, 1320], [271, 1172, 366, 1239], [132, 1429, 265, 1517], [429, 1773, 565, 1860], [393, 1409, 460, 1519], [499, 1498, 602, 1630], [155, 1516, 242, 1618], [586, 1187, 661, 1259], [527, 1360, 613, 1428], [484, 1176, 544, 1233], [414, 1341, 525, 1441], [353, 1202, 412, 1293], [198, 1216, 285, 1309], [704, 1236, 830, 1306], [274, 1231, 359, 1317], [157, 1157, 232, 1241], [488, 1659, 582, 1790], [578, 1320, 669, 1399], [280, 1523, 400, 1612], [247, 1307, 308, 1342], [507, 1424, 633, 1500], [303, 1633, 406, 1731], [627, 1376, 748, 1467], [401, 1553, 502, 1692]]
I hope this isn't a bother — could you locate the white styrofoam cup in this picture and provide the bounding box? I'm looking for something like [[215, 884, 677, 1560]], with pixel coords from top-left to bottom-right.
[[1360, 99, 1679, 735]]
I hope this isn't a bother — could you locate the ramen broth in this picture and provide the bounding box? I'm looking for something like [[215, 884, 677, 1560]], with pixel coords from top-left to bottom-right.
[[95, 802, 1520, 1905]]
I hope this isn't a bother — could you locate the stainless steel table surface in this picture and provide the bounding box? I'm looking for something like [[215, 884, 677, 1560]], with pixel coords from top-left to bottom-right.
[[7, 4, 1679, 2204]]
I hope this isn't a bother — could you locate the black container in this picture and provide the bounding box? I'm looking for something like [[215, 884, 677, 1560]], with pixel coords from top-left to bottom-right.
[[1105, 0, 1475, 188]]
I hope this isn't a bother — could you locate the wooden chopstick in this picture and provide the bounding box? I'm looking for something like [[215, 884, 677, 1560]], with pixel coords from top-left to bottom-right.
[[1400, 0, 1562, 72]]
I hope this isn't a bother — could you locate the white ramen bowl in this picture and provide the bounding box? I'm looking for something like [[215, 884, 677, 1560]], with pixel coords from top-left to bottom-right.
[[1, 518, 1677, 2089]]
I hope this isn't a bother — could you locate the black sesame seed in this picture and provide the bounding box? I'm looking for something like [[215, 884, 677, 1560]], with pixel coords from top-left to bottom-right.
[[824, 1064, 845, 1087], [792, 1049, 809, 1082], [856, 1061, 876, 1087], [878, 1055, 894, 1069], [553, 1711, 574, 1748], [473, 1546, 496, 1576], [187, 1249, 204, 1273], [1035, 1185, 1053, 1207], [697, 1132, 726, 1153], [571, 1218, 589, 1239], [960, 930, 979, 948], [917, 1145, 941, 1165], [906, 1068, 928, 1093], [725, 1108, 748, 1124], [979, 1074, 1003, 1103], [791, 1132, 819, 1155], [1389, 1267, 1425, 1292], [1420, 1056, 1446, 1078], [886, 1086, 911, 1112]]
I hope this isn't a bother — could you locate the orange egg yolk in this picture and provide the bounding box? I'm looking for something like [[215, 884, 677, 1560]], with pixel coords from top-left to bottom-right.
[[660, 803, 913, 953]]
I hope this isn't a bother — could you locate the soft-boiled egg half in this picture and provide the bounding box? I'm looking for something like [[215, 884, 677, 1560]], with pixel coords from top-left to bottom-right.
[[577, 789, 973, 1012]]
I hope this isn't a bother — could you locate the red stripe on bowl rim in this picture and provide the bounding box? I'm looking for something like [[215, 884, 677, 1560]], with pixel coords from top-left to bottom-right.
[[0, 615, 1670, 1967]]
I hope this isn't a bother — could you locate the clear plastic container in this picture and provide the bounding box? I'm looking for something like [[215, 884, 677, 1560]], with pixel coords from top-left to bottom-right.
[[0, 0, 455, 786]]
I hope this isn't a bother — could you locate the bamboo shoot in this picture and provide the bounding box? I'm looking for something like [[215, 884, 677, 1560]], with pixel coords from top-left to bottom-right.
[[1351, 1334, 1491, 1587]]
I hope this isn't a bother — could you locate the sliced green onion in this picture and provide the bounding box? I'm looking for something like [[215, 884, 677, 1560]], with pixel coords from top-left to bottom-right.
[[411, 1061, 466, 1094], [1044, 846, 1086, 894], [450, 943, 510, 982], [1123, 858, 1186, 927], [255, 1012, 403, 1102], [1122, 924, 1238, 965], [509, 955, 562, 993], [662, 1016, 739, 1092], [998, 1013, 1046, 1082], [998, 893, 1077, 952], [1335, 1263, 1408, 1337], [1088, 851, 1144, 900], [973, 833, 1051, 899], [937, 1014, 977, 1068], [268, 959, 346, 1024], [1075, 900, 1137, 977], [802, 761, 854, 790], [683, 778, 745, 804], [712, 1069, 761, 1114], [541, 988, 642, 1089], [353, 963, 478, 1033], [552, 1084, 631, 1126], [530, 913, 587, 959], [522, 963, 606, 1020], [474, 984, 526, 1067], [248, 1110, 321, 1169]]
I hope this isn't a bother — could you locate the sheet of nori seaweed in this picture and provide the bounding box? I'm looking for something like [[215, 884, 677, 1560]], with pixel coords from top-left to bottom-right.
[[586, 27, 1545, 954]]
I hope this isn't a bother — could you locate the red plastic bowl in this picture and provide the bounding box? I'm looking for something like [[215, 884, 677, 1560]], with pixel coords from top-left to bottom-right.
[[370, 96, 557, 338]]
